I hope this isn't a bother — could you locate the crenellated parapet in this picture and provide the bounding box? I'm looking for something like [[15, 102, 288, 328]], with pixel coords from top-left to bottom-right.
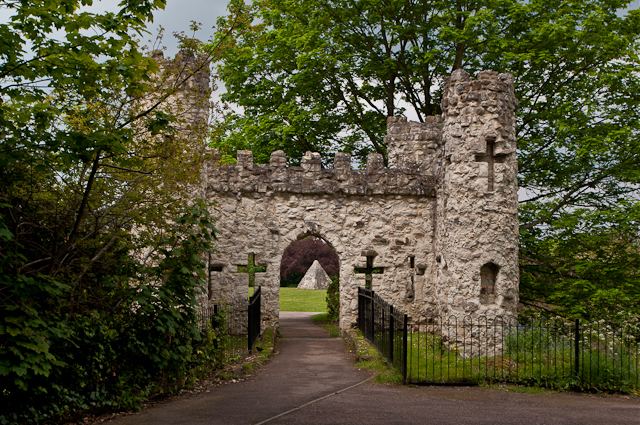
[[201, 69, 520, 333], [205, 150, 436, 197]]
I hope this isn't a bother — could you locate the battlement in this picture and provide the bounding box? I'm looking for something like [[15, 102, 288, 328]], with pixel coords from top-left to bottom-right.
[[205, 150, 436, 197], [444, 69, 514, 102]]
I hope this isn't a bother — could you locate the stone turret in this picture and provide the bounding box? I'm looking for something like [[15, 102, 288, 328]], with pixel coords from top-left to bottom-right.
[[385, 115, 443, 173], [201, 69, 519, 331], [151, 49, 211, 137], [435, 69, 519, 319]]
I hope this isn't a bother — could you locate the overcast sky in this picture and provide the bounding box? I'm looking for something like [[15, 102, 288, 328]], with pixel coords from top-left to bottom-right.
[[82, 0, 230, 54], [147, 0, 229, 53]]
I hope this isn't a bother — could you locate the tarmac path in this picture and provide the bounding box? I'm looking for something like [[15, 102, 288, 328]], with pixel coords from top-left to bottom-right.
[[107, 312, 640, 425]]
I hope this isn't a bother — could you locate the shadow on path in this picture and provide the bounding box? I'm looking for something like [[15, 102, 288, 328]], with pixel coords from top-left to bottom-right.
[[107, 312, 370, 425], [107, 312, 640, 425]]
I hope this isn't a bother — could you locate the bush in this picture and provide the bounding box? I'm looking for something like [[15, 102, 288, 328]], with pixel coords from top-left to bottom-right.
[[0, 202, 222, 424], [326, 276, 340, 321]]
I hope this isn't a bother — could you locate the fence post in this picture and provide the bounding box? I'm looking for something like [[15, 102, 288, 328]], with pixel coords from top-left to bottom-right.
[[381, 304, 386, 352], [257, 286, 261, 340], [370, 290, 375, 341], [574, 319, 580, 380], [357, 288, 362, 331], [402, 314, 408, 384], [212, 304, 219, 329], [248, 300, 253, 353], [389, 306, 394, 363], [247, 286, 261, 353]]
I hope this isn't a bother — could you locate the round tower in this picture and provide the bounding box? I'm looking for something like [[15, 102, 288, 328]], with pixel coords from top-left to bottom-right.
[[435, 69, 519, 319]]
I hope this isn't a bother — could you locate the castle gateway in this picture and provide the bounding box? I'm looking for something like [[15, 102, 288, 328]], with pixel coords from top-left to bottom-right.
[[203, 70, 519, 329]]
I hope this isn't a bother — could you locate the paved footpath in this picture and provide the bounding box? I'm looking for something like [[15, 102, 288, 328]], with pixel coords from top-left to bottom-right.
[[108, 312, 639, 425]]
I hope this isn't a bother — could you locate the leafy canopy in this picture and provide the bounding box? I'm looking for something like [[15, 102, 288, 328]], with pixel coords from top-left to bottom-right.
[[0, 1, 222, 422], [213, 0, 640, 318]]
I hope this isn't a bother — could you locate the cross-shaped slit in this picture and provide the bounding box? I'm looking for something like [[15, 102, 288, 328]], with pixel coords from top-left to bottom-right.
[[237, 252, 267, 289], [475, 137, 508, 192], [354, 254, 384, 289]]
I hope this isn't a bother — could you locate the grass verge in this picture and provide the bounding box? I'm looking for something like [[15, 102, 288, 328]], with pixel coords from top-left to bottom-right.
[[404, 330, 640, 394], [311, 313, 340, 337], [213, 326, 277, 381], [280, 287, 327, 312], [343, 328, 403, 384]]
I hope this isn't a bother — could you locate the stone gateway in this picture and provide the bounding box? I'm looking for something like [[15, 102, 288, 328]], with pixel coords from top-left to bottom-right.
[[203, 69, 519, 330]]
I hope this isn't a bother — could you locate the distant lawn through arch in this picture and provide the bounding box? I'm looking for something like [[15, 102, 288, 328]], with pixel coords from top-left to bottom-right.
[[280, 288, 327, 312]]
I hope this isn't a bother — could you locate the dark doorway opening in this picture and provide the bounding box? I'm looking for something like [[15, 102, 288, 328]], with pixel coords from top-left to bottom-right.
[[280, 236, 339, 287]]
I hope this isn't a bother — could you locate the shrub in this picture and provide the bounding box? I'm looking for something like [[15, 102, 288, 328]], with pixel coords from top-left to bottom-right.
[[326, 276, 340, 321]]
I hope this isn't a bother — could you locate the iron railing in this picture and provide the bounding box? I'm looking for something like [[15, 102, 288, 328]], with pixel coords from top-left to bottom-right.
[[198, 286, 263, 359], [358, 287, 408, 383], [248, 286, 262, 352], [357, 287, 640, 392], [198, 303, 248, 362]]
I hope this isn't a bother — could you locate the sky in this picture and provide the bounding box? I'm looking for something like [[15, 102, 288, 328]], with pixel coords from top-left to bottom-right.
[[146, 0, 229, 53], [86, 0, 230, 54]]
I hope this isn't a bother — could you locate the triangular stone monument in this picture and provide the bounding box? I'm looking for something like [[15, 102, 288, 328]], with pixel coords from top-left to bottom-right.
[[297, 260, 331, 290]]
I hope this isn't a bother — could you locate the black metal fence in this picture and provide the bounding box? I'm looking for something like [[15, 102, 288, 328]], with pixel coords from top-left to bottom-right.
[[357, 287, 640, 392], [197, 286, 263, 360], [358, 287, 409, 383], [248, 286, 262, 352]]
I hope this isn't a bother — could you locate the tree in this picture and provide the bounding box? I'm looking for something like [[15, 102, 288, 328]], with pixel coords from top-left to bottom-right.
[[213, 0, 640, 318], [280, 237, 339, 286], [0, 1, 220, 422]]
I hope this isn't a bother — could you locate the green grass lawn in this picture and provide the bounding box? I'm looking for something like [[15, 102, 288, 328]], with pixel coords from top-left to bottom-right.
[[279, 287, 327, 312]]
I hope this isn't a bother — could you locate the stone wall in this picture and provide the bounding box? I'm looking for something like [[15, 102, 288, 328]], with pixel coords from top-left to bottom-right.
[[385, 115, 442, 174], [435, 69, 519, 322], [208, 150, 435, 197], [202, 69, 519, 331], [204, 153, 437, 329]]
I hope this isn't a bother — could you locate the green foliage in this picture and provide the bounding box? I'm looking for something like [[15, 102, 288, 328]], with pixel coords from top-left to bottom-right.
[[326, 276, 340, 321], [0, 1, 224, 423], [520, 204, 640, 319], [213, 0, 640, 318], [1, 202, 217, 424]]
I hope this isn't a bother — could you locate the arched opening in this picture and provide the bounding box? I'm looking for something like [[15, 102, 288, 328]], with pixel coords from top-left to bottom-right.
[[480, 262, 500, 305], [279, 235, 339, 317]]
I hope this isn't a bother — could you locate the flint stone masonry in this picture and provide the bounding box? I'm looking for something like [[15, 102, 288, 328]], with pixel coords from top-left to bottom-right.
[[208, 150, 436, 197], [203, 69, 519, 331]]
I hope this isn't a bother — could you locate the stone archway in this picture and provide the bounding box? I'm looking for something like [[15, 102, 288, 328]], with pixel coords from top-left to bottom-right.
[[203, 70, 520, 330], [204, 186, 435, 329], [278, 233, 340, 318]]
